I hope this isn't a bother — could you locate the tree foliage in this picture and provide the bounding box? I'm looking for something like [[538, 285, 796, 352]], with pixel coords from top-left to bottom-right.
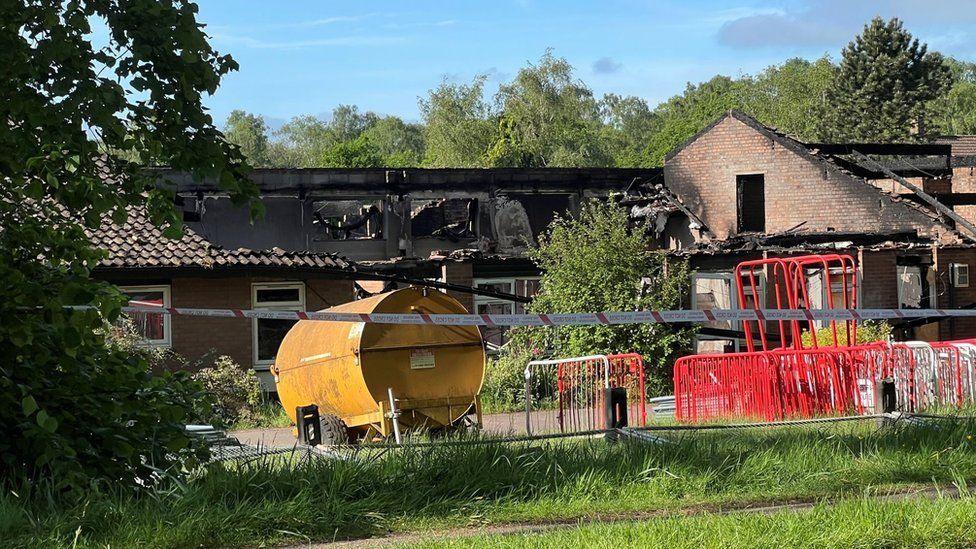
[[823, 17, 952, 141], [487, 52, 610, 167], [419, 76, 497, 167], [520, 200, 695, 392], [223, 18, 969, 169], [224, 110, 270, 166], [1, 0, 259, 492]]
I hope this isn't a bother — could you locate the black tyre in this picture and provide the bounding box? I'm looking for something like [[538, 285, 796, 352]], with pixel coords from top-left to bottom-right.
[[318, 413, 350, 446]]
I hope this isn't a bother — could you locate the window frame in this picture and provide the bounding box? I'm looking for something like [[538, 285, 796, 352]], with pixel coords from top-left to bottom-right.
[[952, 263, 970, 288], [251, 282, 306, 369], [735, 173, 766, 233], [472, 277, 540, 349], [119, 284, 172, 348], [896, 265, 935, 310]]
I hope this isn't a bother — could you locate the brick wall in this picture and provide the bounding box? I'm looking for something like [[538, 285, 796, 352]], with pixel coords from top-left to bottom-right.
[[440, 261, 474, 312], [934, 248, 976, 340], [664, 115, 943, 240], [168, 275, 354, 370], [858, 250, 900, 309]]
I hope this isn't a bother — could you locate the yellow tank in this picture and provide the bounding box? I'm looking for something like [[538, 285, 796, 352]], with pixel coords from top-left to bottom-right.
[[272, 287, 486, 438]]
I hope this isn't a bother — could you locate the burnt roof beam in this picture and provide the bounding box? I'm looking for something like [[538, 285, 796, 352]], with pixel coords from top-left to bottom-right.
[[808, 143, 952, 156], [851, 150, 976, 243]]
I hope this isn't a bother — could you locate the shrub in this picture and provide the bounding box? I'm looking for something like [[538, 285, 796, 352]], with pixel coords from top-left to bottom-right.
[[2, 295, 209, 494], [800, 320, 893, 348], [192, 356, 263, 428], [481, 329, 540, 413]]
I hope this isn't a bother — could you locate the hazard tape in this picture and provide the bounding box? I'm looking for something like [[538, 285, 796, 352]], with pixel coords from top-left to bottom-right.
[[94, 305, 976, 326]]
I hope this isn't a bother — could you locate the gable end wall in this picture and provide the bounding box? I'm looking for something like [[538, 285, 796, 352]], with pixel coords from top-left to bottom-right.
[[663, 116, 943, 240]]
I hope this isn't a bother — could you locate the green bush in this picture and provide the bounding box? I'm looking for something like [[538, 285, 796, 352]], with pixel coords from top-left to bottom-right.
[[192, 356, 263, 428], [2, 290, 209, 494], [800, 320, 893, 348], [481, 329, 540, 413]]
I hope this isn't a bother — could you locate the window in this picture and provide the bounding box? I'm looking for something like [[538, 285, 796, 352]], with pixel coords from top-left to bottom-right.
[[473, 277, 540, 349], [952, 263, 970, 288], [692, 272, 754, 354], [252, 282, 305, 369], [312, 199, 384, 240], [119, 285, 171, 347], [897, 265, 934, 309], [736, 174, 765, 233]]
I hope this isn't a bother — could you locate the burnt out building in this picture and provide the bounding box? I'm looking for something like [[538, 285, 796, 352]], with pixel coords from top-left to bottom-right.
[[664, 111, 976, 352], [93, 168, 692, 389], [90, 111, 976, 386]]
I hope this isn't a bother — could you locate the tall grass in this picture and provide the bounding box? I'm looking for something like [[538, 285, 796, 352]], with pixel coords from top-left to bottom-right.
[[4, 419, 976, 548]]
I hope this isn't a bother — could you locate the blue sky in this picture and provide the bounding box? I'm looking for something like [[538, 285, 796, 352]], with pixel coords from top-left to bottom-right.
[[197, 0, 976, 128]]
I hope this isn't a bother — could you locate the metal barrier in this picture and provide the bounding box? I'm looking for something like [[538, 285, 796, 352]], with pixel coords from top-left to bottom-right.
[[675, 341, 976, 422], [523, 353, 648, 435]]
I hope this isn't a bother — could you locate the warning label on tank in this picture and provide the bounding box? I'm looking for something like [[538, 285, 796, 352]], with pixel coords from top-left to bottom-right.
[[409, 349, 436, 369]]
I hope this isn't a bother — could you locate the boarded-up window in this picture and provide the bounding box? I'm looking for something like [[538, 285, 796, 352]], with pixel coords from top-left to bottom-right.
[[736, 174, 765, 233]]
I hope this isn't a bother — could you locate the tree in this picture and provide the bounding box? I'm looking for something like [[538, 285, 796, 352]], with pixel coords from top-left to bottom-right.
[[487, 52, 610, 167], [524, 200, 694, 392], [1, 0, 260, 491], [743, 57, 836, 141], [420, 76, 497, 167], [930, 58, 976, 136], [274, 115, 335, 167], [362, 116, 426, 166], [822, 17, 952, 141], [642, 75, 747, 165], [599, 93, 661, 167], [318, 135, 383, 168], [224, 110, 270, 166], [328, 104, 379, 142]]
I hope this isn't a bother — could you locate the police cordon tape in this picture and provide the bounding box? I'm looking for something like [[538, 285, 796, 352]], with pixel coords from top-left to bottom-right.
[[99, 305, 976, 326]]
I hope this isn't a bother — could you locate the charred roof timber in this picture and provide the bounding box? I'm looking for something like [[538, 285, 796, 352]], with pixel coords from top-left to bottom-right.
[[156, 167, 666, 197]]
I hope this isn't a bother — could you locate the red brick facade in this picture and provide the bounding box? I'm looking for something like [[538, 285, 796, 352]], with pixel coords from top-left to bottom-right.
[[167, 276, 355, 370]]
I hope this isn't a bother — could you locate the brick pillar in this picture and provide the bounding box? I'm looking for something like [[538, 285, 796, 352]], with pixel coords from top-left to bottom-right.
[[441, 261, 474, 313]]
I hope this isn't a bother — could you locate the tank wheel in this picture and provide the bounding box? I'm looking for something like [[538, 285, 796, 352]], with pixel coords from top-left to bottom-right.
[[318, 414, 350, 446]]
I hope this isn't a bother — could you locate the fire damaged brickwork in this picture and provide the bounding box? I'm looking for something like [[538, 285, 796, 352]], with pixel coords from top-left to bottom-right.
[[664, 111, 957, 242]]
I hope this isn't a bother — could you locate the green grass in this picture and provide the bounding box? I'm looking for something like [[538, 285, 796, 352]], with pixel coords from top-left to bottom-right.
[[4, 419, 976, 548], [410, 496, 976, 548], [230, 403, 292, 430]]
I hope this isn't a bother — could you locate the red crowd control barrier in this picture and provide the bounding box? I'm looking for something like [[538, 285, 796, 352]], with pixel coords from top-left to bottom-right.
[[675, 253, 976, 423]]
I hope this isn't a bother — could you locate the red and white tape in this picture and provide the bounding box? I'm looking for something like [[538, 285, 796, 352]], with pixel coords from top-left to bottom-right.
[[108, 305, 976, 326]]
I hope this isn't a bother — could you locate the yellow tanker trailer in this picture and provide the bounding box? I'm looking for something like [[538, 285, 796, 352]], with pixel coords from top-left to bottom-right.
[[272, 287, 486, 444]]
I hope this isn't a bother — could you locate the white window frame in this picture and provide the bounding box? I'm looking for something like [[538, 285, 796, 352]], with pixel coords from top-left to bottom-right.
[[473, 277, 540, 349], [952, 263, 970, 288], [252, 282, 306, 369], [119, 285, 171, 348]]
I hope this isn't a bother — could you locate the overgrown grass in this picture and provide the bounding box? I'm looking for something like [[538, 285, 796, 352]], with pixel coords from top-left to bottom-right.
[[4, 419, 976, 548], [231, 403, 292, 430], [412, 496, 976, 548]]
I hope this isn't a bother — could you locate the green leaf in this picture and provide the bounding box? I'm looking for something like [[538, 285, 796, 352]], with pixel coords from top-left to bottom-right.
[[22, 396, 38, 416]]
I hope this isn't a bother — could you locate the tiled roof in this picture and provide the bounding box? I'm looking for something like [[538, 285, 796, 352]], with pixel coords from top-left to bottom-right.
[[89, 205, 352, 271], [939, 136, 976, 157]]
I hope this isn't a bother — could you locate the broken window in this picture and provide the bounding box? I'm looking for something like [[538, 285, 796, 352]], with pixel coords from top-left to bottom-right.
[[736, 174, 765, 233], [473, 277, 541, 349], [313, 199, 384, 240], [411, 198, 476, 239], [692, 273, 734, 330], [897, 265, 934, 309]]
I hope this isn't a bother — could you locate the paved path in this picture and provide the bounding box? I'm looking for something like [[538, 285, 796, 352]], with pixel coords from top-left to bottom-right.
[[231, 410, 548, 447], [281, 485, 963, 548]]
